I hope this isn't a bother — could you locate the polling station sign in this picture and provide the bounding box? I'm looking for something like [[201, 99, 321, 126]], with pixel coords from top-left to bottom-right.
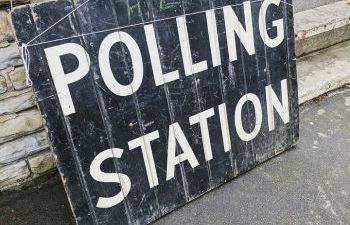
[[10, 0, 298, 224]]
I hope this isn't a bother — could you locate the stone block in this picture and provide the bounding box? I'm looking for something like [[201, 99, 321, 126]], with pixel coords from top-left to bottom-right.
[[0, 160, 30, 190], [0, 42, 22, 70], [28, 151, 55, 176], [0, 10, 13, 43], [295, 1, 350, 57], [0, 87, 32, 102], [8, 67, 28, 90], [0, 91, 35, 115], [0, 109, 43, 144], [0, 75, 6, 94], [0, 0, 29, 6], [0, 41, 9, 48], [0, 131, 49, 165], [298, 41, 350, 104]]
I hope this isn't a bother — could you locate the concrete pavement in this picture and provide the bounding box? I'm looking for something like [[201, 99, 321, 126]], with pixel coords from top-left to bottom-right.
[[1, 87, 349, 225]]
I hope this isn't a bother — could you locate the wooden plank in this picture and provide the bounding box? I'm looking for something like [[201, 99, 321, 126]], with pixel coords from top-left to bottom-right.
[[217, 0, 255, 175], [72, 0, 160, 223]]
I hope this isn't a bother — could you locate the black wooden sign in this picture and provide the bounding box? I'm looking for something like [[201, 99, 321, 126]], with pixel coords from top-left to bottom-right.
[[10, 0, 298, 224]]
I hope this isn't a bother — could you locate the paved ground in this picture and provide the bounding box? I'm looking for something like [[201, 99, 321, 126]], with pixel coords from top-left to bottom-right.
[[0, 87, 349, 225]]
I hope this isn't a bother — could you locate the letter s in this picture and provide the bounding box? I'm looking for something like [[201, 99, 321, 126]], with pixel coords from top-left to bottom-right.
[[90, 148, 131, 208]]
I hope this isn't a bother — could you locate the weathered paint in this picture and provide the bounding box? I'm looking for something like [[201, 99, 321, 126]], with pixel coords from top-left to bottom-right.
[[10, 0, 298, 224]]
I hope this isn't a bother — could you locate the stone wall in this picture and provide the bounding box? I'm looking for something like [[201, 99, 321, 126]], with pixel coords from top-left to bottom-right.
[[0, 1, 55, 191]]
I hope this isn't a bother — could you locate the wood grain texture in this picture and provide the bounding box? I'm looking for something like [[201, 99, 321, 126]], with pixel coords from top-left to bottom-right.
[[10, 0, 299, 224]]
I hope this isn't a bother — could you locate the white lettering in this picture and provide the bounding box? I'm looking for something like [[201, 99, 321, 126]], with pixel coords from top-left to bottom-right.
[[166, 122, 199, 180], [218, 103, 232, 152], [45, 43, 90, 116], [144, 24, 180, 86], [206, 10, 221, 67], [235, 93, 262, 142], [90, 148, 131, 208], [259, 0, 284, 48], [99, 31, 143, 96], [177, 16, 208, 76], [266, 79, 289, 131], [223, 2, 255, 62], [189, 108, 215, 161], [128, 131, 160, 188]]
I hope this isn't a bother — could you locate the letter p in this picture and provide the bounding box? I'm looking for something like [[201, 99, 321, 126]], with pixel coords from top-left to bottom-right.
[[45, 43, 90, 116]]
